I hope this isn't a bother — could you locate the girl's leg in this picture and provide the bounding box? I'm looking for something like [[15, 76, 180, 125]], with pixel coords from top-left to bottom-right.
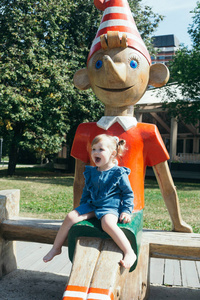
[[101, 214, 136, 269], [43, 210, 95, 262]]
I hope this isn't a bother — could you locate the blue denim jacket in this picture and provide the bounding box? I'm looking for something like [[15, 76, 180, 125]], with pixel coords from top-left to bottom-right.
[[79, 166, 134, 217]]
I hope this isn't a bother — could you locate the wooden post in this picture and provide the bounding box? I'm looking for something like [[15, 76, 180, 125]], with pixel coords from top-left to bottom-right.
[[0, 189, 20, 278], [170, 117, 178, 161], [135, 112, 143, 122]]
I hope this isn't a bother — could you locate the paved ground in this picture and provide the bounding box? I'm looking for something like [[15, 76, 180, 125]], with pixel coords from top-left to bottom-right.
[[1, 269, 200, 300]]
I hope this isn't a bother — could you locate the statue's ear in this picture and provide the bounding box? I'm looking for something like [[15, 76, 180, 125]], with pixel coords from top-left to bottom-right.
[[148, 63, 170, 87], [73, 68, 91, 90]]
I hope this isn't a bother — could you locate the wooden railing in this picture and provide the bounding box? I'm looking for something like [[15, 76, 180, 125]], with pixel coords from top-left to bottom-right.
[[175, 153, 200, 163]]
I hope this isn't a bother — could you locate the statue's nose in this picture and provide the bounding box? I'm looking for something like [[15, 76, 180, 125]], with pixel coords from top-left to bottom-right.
[[103, 55, 126, 83]]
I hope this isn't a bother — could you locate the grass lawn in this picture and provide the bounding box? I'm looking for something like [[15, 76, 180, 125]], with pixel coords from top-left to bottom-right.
[[0, 166, 199, 233]]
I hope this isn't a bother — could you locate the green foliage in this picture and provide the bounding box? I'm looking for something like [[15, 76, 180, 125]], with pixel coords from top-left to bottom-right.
[[188, 1, 200, 49], [0, 0, 163, 175], [0, 0, 102, 174], [163, 2, 200, 125]]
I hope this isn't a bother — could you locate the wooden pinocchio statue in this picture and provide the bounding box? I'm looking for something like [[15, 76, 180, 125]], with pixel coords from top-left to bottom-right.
[[63, 0, 192, 299], [72, 0, 192, 233]]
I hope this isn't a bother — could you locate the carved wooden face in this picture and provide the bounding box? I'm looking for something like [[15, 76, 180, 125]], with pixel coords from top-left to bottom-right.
[[74, 44, 169, 108], [87, 47, 150, 107]]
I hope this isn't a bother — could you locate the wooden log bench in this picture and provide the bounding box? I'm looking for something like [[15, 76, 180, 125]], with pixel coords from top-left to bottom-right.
[[2, 217, 200, 261], [1, 189, 200, 299]]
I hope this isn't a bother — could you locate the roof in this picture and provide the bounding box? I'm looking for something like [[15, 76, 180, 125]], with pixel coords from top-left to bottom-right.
[[136, 88, 162, 105], [152, 34, 180, 48], [136, 85, 183, 106]]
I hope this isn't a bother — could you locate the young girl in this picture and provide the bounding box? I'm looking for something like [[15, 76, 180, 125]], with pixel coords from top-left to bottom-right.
[[43, 134, 136, 269]]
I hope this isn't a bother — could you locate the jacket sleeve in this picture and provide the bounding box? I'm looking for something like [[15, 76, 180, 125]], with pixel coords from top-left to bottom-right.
[[79, 184, 91, 205], [119, 173, 134, 214]]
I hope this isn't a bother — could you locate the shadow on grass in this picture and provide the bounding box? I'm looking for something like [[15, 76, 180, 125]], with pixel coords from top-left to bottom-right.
[[0, 167, 74, 186], [2, 176, 74, 187], [1, 166, 200, 190], [145, 177, 200, 191]]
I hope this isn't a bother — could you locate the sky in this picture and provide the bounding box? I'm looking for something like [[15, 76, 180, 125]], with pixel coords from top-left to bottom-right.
[[143, 0, 198, 48]]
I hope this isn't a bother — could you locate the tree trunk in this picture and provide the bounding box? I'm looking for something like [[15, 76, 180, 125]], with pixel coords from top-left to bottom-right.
[[7, 142, 19, 176], [7, 126, 22, 176]]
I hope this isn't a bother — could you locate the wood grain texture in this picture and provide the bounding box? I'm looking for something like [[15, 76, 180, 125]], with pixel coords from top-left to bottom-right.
[[67, 237, 101, 287], [121, 243, 150, 300], [89, 239, 128, 299]]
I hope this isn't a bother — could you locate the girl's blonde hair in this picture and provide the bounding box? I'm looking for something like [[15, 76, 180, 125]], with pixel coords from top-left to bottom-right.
[[91, 134, 126, 157]]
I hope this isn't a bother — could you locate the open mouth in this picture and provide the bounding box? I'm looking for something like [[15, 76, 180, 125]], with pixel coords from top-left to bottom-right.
[[95, 157, 101, 164], [96, 85, 134, 92]]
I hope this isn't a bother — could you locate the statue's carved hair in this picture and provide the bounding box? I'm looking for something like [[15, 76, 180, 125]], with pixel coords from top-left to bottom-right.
[[100, 31, 128, 50]]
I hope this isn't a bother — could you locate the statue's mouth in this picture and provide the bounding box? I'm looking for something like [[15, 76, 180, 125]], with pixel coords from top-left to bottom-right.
[[96, 85, 134, 92]]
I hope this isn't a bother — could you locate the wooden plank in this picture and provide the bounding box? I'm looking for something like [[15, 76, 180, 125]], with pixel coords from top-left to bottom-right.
[[67, 237, 101, 286], [164, 259, 182, 286], [16, 241, 43, 263], [150, 258, 164, 285], [15, 241, 200, 290], [181, 260, 200, 288], [41, 257, 72, 275], [143, 230, 200, 260], [41, 247, 71, 274], [89, 239, 128, 299], [121, 243, 150, 300], [16, 242, 71, 275], [59, 261, 72, 276], [18, 243, 53, 270], [196, 261, 200, 281]]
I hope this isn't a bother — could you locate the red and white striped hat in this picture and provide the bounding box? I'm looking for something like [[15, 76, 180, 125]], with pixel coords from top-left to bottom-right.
[[87, 0, 151, 65]]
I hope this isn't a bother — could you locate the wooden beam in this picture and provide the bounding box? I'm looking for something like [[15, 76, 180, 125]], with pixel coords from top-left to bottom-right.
[[135, 105, 163, 113], [150, 112, 170, 132], [1, 218, 65, 245], [143, 230, 200, 261], [170, 117, 178, 161], [183, 123, 198, 135], [1, 218, 200, 261], [135, 112, 143, 122]]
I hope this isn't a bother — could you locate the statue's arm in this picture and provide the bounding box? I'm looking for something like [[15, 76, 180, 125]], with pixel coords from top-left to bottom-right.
[[73, 159, 86, 209], [152, 161, 193, 233]]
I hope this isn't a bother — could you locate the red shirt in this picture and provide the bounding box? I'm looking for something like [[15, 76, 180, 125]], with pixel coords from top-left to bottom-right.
[[71, 122, 169, 211]]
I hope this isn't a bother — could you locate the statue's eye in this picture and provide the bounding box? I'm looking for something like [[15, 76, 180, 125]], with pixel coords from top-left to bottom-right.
[[130, 60, 138, 69], [95, 60, 103, 69]]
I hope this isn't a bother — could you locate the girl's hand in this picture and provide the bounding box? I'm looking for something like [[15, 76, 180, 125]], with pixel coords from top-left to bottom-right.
[[119, 212, 131, 224]]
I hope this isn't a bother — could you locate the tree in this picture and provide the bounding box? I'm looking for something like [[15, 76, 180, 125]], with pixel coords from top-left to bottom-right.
[[188, 1, 200, 49], [162, 2, 200, 125], [0, 0, 72, 174], [0, 0, 163, 175]]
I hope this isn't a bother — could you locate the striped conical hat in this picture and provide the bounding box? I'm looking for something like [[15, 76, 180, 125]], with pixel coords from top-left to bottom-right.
[[87, 0, 151, 65]]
